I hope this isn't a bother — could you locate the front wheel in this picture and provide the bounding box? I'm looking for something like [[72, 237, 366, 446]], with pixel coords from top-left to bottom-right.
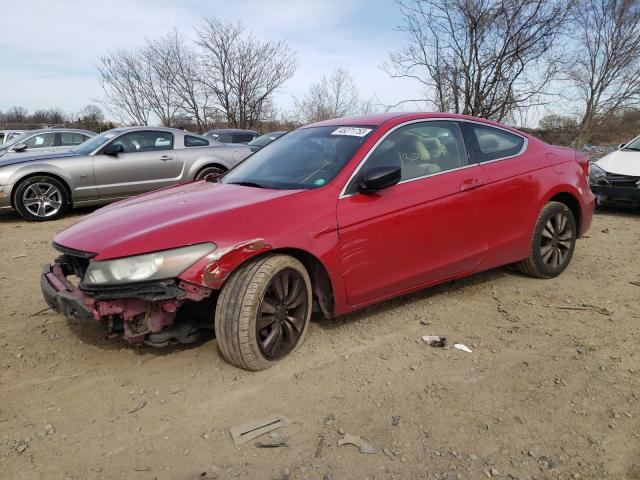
[[14, 176, 69, 221], [517, 201, 577, 278], [215, 254, 312, 371]]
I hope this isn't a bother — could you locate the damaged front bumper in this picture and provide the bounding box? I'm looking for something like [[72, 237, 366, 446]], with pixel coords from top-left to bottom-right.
[[41, 255, 213, 345], [590, 175, 640, 207]]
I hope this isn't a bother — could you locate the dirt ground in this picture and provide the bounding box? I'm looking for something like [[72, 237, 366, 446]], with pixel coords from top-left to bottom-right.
[[0, 206, 639, 480]]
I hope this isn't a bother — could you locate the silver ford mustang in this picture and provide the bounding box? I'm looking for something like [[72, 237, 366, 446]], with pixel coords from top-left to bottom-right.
[[0, 127, 253, 221]]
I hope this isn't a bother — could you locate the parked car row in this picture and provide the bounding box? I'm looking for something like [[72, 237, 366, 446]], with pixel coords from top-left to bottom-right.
[[0, 127, 253, 221]]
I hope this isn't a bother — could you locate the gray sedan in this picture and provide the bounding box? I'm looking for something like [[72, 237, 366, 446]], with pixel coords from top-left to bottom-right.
[[0, 128, 95, 157], [0, 127, 252, 221]]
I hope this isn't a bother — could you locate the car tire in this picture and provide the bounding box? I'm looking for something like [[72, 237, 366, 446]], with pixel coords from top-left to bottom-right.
[[14, 175, 69, 222], [195, 165, 226, 181], [215, 254, 312, 371], [517, 201, 577, 278]]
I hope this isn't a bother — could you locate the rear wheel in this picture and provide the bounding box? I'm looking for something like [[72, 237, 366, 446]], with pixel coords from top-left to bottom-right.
[[14, 176, 69, 221], [215, 254, 312, 371], [517, 201, 576, 278], [195, 165, 226, 181]]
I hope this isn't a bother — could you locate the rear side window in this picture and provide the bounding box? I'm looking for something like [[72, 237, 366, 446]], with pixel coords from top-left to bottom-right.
[[217, 134, 232, 143], [184, 135, 209, 147], [233, 133, 255, 143], [60, 132, 89, 146], [467, 124, 525, 162]]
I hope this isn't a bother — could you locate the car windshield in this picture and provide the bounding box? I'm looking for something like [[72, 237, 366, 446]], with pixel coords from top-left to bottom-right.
[[73, 129, 122, 155], [623, 136, 640, 151], [221, 126, 375, 190]]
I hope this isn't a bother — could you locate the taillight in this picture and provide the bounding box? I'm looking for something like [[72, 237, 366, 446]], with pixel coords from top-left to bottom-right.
[[575, 152, 589, 177]]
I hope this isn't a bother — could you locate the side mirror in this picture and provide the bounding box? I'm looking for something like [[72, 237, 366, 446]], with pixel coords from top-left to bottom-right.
[[11, 143, 27, 152], [103, 143, 124, 156], [357, 165, 402, 194], [618, 143, 626, 150]]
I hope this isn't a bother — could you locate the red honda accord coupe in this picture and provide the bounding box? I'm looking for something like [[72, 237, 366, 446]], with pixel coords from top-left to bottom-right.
[[41, 113, 594, 370]]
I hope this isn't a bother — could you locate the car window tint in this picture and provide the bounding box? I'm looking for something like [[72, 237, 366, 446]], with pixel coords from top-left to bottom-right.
[[217, 134, 232, 143], [24, 133, 55, 148], [469, 124, 525, 162], [362, 121, 468, 183], [234, 133, 254, 143], [184, 135, 209, 147], [60, 132, 89, 146], [110, 131, 173, 153]]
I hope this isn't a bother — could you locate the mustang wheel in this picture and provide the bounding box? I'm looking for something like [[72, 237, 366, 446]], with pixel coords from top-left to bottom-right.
[[14, 176, 69, 221], [517, 201, 576, 278], [195, 166, 226, 181], [215, 254, 312, 371]]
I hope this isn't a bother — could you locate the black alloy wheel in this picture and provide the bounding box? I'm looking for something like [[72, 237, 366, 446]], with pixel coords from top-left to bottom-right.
[[256, 268, 309, 360]]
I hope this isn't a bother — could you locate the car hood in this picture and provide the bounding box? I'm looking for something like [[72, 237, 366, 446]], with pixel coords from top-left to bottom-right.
[[54, 181, 306, 260], [0, 150, 79, 167], [595, 150, 640, 176]]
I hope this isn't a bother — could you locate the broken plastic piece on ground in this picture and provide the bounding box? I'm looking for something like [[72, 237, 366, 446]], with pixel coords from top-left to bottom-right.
[[422, 335, 447, 347], [337, 433, 377, 454], [229, 414, 291, 447], [255, 437, 288, 448], [453, 343, 472, 353]]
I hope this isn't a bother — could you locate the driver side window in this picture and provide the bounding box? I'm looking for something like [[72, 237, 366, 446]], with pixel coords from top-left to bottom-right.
[[24, 133, 55, 149], [110, 131, 173, 154], [362, 121, 468, 183]]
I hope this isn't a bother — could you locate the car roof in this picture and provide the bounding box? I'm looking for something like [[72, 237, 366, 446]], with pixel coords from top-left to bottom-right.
[[304, 112, 530, 136], [115, 126, 193, 134], [206, 128, 258, 134], [17, 128, 96, 135]]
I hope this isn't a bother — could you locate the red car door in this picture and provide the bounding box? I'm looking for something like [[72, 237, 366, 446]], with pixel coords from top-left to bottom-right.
[[461, 122, 550, 267], [337, 120, 490, 306]]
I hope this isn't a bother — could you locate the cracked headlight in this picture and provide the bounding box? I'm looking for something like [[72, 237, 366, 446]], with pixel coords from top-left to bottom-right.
[[84, 243, 216, 285], [589, 163, 607, 182]]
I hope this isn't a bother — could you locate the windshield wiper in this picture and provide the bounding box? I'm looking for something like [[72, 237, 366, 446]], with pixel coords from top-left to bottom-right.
[[225, 180, 268, 189]]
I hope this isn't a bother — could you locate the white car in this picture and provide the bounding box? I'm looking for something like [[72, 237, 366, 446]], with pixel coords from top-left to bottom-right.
[[589, 135, 640, 207]]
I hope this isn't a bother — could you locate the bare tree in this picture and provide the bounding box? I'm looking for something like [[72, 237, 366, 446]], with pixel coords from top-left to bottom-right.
[[140, 35, 185, 127], [160, 31, 211, 132], [294, 68, 374, 123], [31, 108, 68, 125], [3, 106, 29, 123], [196, 18, 297, 129], [384, 0, 573, 121], [76, 104, 105, 131], [97, 49, 151, 125], [568, 0, 640, 147]]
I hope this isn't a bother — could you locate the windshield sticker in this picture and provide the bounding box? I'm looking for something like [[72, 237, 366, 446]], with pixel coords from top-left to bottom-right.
[[313, 178, 326, 186], [331, 127, 372, 137]]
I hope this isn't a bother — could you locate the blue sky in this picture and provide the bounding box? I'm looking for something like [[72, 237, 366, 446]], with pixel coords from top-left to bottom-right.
[[0, 0, 424, 121]]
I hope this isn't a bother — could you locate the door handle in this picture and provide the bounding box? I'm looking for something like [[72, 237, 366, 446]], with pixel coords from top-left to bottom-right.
[[160, 155, 173, 161], [460, 178, 484, 192]]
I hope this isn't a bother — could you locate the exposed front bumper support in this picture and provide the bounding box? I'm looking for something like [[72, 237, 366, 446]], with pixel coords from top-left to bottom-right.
[[41, 260, 213, 343]]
